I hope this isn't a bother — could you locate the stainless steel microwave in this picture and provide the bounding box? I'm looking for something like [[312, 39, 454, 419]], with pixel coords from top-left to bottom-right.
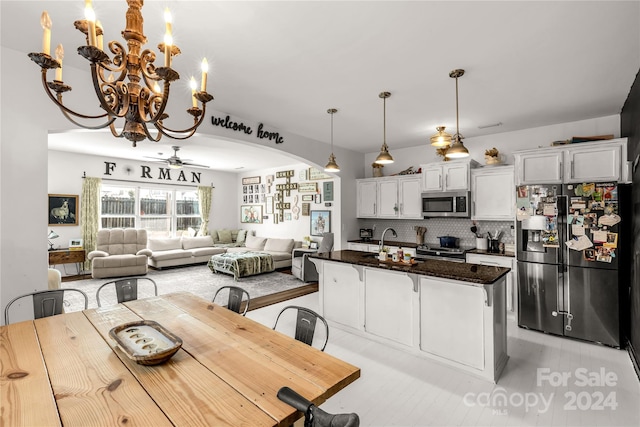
[[421, 191, 470, 218]]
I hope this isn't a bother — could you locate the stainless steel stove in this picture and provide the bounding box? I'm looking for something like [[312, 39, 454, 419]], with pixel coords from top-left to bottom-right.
[[415, 245, 467, 262]]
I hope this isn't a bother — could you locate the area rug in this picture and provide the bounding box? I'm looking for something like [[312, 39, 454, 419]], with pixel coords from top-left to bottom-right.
[[62, 264, 307, 311]]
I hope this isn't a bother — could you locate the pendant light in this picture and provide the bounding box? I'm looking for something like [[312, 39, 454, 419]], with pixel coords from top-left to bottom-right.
[[324, 108, 340, 172], [374, 91, 394, 164], [445, 69, 470, 159], [430, 126, 452, 147]]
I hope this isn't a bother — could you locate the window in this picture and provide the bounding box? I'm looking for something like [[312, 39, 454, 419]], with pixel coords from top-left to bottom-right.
[[100, 184, 201, 237]]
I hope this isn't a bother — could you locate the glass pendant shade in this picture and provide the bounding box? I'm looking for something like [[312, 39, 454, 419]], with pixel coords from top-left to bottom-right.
[[374, 91, 394, 165], [430, 126, 452, 147], [324, 108, 340, 172]]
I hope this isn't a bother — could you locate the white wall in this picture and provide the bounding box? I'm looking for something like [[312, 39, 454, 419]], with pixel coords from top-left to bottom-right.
[[363, 115, 620, 177], [235, 163, 340, 246]]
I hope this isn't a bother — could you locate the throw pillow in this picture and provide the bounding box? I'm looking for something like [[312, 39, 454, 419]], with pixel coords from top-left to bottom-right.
[[245, 235, 267, 250], [236, 229, 247, 245], [264, 238, 295, 253], [217, 229, 233, 243]]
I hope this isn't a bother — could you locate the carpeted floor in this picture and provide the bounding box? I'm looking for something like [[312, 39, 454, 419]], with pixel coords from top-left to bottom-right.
[[62, 264, 309, 311]]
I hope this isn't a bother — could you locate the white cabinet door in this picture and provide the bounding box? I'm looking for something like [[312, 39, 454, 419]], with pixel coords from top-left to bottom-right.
[[565, 144, 621, 182], [422, 165, 443, 191], [398, 177, 422, 219], [347, 243, 369, 251], [466, 253, 515, 314], [364, 268, 414, 346], [357, 180, 377, 217], [323, 262, 361, 329], [377, 179, 399, 217], [444, 163, 470, 191], [515, 151, 563, 185], [420, 277, 484, 369], [471, 166, 515, 220], [422, 161, 472, 192]]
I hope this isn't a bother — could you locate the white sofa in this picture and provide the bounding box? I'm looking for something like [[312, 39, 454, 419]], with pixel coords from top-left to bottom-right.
[[225, 235, 302, 269], [147, 236, 226, 269], [148, 234, 302, 270]]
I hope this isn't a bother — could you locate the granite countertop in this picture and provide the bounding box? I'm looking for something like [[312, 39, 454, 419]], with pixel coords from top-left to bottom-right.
[[347, 239, 419, 248], [466, 249, 516, 258], [310, 250, 510, 285]]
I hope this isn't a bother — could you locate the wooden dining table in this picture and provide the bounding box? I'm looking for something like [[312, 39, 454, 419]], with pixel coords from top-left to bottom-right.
[[0, 291, 360, 426]]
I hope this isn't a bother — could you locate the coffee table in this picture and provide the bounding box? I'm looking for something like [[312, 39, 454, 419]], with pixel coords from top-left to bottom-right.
[[207, 251, 274, 281]]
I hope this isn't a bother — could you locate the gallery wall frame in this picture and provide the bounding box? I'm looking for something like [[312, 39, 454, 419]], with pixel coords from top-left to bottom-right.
[[298, 182, 317, 193], [240, 205, 263, 224], [48, 194, 79, 226], [308, 167, 331, 180], [310, 210, 330, 236], [242, 176, 261, 185], [323, 181, 334, 201]]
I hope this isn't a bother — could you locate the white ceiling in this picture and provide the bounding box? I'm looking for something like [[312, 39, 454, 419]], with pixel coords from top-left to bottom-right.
[[3, 1, 639, 171]]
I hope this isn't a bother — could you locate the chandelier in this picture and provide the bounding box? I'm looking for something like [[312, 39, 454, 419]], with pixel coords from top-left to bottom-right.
[[28, 0, 213, 146]]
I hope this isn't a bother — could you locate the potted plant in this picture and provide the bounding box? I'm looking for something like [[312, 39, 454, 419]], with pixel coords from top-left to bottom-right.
[[378, 246, 389, 261], [484, 147, 502, 165]]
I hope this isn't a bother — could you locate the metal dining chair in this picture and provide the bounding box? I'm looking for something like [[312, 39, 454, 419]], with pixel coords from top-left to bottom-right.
[[277, 386, 360, 427], [95, 277, 158, 307], [4, 288, 89, 325], [212, 285, 251, 315], [272, 305, 329, 351]]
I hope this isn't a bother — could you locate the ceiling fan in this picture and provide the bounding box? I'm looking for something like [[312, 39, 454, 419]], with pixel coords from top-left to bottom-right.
[[144, 146, 210, 169]]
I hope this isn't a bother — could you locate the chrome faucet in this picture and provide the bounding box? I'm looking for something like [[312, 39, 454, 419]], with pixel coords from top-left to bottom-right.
[[379, 227, 397, 252]]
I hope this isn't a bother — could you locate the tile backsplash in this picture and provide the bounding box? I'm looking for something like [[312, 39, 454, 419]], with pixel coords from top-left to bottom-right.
[[357, 218, 515, 249]]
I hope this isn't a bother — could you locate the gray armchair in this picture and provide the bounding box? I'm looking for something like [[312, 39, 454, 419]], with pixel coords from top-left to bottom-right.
[[88, 228, 152, 279], [291, 232, 334, 282]]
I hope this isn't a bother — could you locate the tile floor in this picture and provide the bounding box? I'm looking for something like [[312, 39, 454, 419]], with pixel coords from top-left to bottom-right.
[[247, 293, 640, 427]]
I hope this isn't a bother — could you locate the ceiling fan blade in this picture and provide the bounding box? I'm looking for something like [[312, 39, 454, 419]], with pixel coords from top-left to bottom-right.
[[182, 162, 210, 169], [143, 156, 168, 161]]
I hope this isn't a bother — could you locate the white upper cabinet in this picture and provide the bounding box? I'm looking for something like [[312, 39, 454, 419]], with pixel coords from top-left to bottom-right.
[[565, 144, 621, 182], [514, 138, 629, 185], [514, 151, 564, 184], [356, 175, 422, 219], [377, 179, 399, 217], [421, 159, 479, 192], [398, 176, 422, 219], [471, 165, 515, 220], [356, 179, 378, 218]]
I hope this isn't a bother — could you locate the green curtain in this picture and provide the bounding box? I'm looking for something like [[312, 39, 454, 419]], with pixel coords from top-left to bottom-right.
[[81, 177, 101, 271], [197, 185, 212, 236]]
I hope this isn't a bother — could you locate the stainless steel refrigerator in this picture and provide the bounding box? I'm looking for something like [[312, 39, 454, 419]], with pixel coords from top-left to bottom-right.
[[516, 182, 629, 348]]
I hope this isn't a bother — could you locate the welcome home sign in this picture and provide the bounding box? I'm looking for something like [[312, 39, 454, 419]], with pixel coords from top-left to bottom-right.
[[210, 114, 285, 144]]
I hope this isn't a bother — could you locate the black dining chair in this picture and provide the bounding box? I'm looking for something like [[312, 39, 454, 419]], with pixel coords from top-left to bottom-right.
[[272, 305, 329, 351], [212, 285, 251, 315], [95, 277, 158, 307], [4, 288, 89, 325], [277, 386, 359, 427]]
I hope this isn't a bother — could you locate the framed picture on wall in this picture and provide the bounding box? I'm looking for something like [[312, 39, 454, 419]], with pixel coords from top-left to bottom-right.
[[240, 205, 263, 224], [266, 196, 274, 214], [48, 194, 79, 226], [310, 210, 330, 236], [323, 181, 334, 202]]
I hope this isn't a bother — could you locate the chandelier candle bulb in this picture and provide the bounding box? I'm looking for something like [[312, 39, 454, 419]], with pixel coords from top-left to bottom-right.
[[41, 11, 51, 55], [164, 34, 172, 67], [190, 76, 197, 107], [55, 44, 64, 81], [96, 20, 103, 50], [164, 9, 172, 67], [84, 3, 97, 47], [201, 58, 208, 92]]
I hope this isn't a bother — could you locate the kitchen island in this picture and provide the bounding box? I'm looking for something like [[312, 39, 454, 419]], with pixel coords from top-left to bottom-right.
[[309, 250, 510, 382]]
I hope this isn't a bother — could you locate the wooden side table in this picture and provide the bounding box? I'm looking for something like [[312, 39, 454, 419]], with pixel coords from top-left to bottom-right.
[[49, 249, 86, 275]]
